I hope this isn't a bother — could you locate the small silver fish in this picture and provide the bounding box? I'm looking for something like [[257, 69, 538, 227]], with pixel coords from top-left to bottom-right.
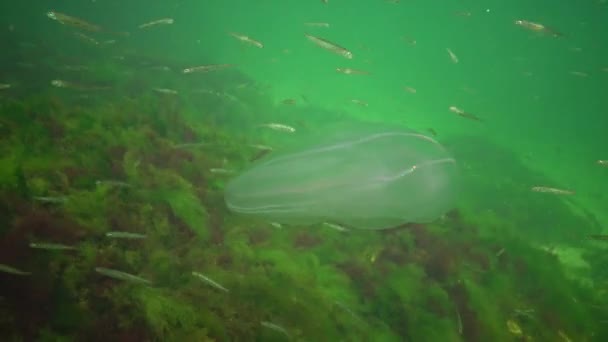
[[0, 83, 12, 90], [323, 222, 349, 232], [192, 271, 229, 292], [51, 79, 110, 91], [249, 144, 274, 151], [105, 231, 147, 239], [73, 32, 99, 45], [61, 65, 90, 71], [0, 263, 31, 276], [46, 11, 102, 32], [29, 242, 77, 250], [531, 186, 575, 195], [597, 160, 608, 167], [33, 196, 68, 203], [258, 123, 296, 133], [172, 142, 212, 149], [304, 22, 330, 28], [182, 64, 234, 74], [153, 88, 179, 95], [138, 18, 174, 29], [336, 68, 369, 75], [209, 168, 235, 175], [404, 86, 417, 94], [447, 48, 459, 63], [261, 321, 290, 338], [449, 106, 483, 122], [95, 267, 152, 285], [569, 71, 588, 77], [350, 99, 368, 107], [228, 32, 264, 48], [514, 20, 562, 37], [96, 180, 132, 188], [305, 33, 353, 59]]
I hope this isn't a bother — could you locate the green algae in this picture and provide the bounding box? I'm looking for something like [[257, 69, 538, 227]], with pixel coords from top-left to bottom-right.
[[143, 167, 210, 241], [135, 287, 209, 341]]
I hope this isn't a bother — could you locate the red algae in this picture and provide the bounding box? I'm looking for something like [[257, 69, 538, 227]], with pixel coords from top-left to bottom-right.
[[292, 231, 323, 249]]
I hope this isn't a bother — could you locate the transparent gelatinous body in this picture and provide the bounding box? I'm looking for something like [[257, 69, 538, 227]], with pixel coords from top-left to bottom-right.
[[225, 125, 457, 229]]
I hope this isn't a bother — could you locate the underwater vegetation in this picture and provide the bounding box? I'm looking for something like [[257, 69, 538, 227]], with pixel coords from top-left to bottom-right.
[[1, 81, 607, 342], [1, 20, 607, 342]]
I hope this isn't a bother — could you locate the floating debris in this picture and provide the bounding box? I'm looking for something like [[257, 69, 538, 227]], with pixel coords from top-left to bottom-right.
[[105, 231, 147, 239], [95, 267, 152, 285], [261, 321, 290, 338], [192, 271, 229, 292], [138, 18, 174, 29], [0, 263, 31, 276], [29, 242, 77, 251]]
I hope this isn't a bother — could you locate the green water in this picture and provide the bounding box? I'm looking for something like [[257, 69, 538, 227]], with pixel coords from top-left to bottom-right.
[[1, 0, 607, 341]]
